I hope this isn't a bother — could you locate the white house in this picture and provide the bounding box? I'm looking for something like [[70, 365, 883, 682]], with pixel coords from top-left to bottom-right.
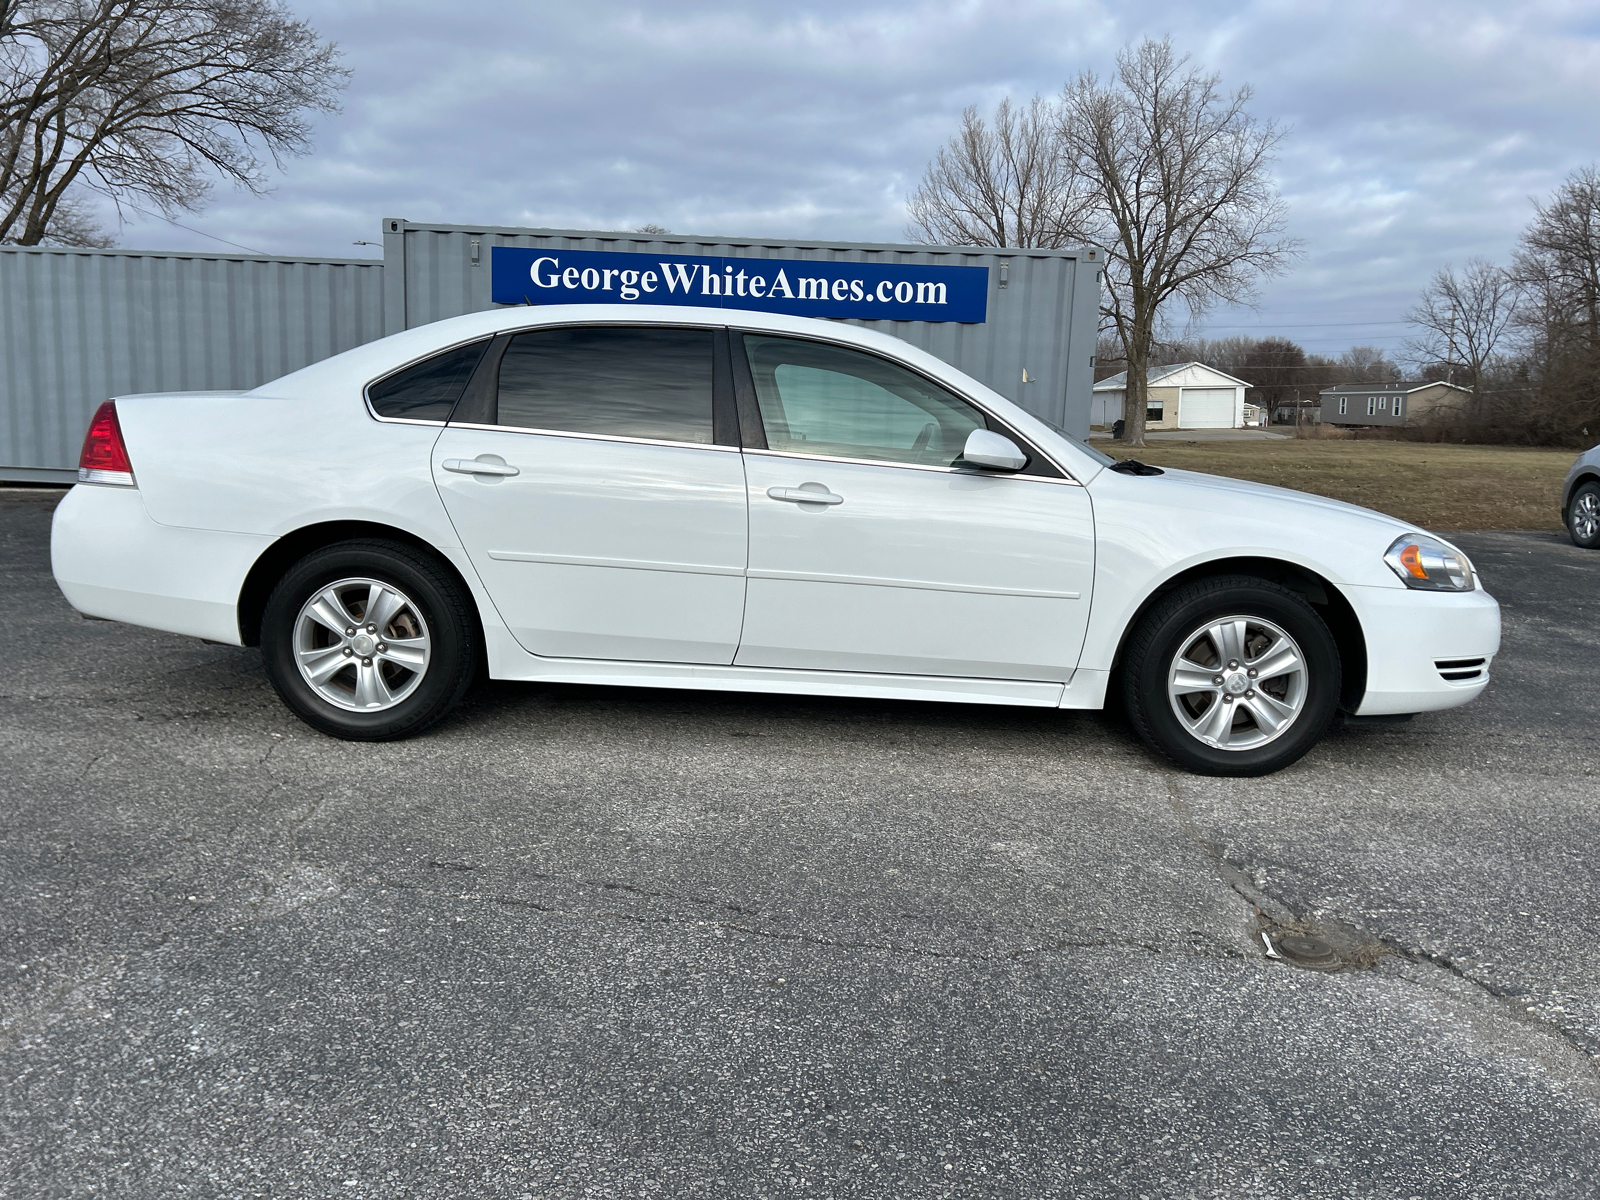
[[1092, 362, 1253, 431]]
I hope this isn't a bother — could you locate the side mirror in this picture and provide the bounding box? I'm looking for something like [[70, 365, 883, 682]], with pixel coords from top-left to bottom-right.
[[961, 429, 1027, 472]]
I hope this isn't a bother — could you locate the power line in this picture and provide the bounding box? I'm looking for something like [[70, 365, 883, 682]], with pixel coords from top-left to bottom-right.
[[1152, 340, 1415, 350], [1193, 319, 1411, 330], [119, 202, 266, 255], [1100, 365, 1426, 375]]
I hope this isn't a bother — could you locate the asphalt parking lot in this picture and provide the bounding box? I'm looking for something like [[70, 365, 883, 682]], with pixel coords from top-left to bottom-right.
[[3, 486, 1598, 1199]]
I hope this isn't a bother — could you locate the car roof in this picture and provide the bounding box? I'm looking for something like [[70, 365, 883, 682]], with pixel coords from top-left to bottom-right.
[[260, 304, 950, 390]]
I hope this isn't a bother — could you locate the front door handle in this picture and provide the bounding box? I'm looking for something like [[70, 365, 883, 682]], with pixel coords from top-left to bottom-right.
[[442, 458, 519, 477], [768, 485, 843, 506]]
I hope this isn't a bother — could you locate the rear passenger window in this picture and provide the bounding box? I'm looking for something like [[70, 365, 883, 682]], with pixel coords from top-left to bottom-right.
[[367, 340, 488, 422], [495, 326, 714, 444]]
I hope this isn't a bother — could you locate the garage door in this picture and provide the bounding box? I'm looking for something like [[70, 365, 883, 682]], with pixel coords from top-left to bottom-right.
[[1179, 388, 1236, 429]]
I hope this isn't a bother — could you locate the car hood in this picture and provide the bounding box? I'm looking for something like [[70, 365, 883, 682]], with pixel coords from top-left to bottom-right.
[[1148, 466, 1416, 531], [1082, 465, 1432, 590]]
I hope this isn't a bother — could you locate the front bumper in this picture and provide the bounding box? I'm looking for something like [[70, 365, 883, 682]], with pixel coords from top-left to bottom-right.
[[1341, 583, 1501, 715]]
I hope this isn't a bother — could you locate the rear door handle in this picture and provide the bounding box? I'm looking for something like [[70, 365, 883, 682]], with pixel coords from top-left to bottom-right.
[[442, 458, 519, 477], [767, 485, 843, 506]]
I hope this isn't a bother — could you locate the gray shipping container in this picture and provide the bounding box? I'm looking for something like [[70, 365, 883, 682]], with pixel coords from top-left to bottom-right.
[[1, 245, 384, 482], [381, 218, 1101, 439]]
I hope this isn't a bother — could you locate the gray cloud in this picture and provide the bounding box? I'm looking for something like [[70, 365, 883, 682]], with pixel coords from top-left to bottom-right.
[[95, 0, 1600, 356]]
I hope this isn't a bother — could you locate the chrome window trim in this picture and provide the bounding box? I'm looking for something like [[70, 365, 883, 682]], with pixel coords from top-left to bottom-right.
[[361, 321, 722, 425], [362, 319, 1085, 482], [361, 333, 499, 425], [369, 414, 449, 428], [732, 325, 1081, 482], [742, 446, 1084, 486], [445, 420, 737, 452]]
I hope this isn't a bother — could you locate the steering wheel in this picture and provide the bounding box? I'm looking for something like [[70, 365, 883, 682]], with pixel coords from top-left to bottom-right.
[[911, 422, 938, 453]]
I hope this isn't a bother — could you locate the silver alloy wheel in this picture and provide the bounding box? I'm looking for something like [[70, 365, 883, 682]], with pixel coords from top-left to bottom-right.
[[1574, 491, 1600, 541], [1167, 615, 1309, 751], [293, 577, 431, 712]]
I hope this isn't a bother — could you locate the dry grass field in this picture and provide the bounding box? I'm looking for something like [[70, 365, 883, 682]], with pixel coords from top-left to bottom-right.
[[1101, 439, 1574, 530]]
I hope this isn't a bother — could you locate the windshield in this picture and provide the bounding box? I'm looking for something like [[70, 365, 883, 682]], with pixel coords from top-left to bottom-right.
[[1033, 413, 1116, 466]]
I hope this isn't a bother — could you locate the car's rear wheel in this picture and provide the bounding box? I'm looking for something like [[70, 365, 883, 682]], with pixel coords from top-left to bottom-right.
[[1121, 575, 1341, 776], [1567, 481, 1600, 549], [260, 540, 478, 740]]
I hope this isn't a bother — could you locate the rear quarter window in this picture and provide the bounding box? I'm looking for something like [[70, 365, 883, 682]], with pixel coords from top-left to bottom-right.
[[367, 340, 489, 422]]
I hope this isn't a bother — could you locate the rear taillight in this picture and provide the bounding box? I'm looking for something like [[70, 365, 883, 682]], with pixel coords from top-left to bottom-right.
[[78, 401, 135, 486]]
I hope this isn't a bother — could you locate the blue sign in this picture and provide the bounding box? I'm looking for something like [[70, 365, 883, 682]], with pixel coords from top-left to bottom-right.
[[491, 246, 988, 323]]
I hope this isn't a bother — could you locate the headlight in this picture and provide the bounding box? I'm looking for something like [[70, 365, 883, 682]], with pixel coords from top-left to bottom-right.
[[1383, 534, 1476, 591]]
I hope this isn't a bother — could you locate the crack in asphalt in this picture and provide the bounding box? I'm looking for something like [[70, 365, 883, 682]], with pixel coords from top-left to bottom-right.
[[589, 876, 757, 916], [419, 859, 760, 917], [718, 921, 1175, 964], [287, 793, 327, 860], [258, 736, 287, 769], [1164, 781, 1305, 930], [1388, 943, 1600, 1063], [1163, 782, 1600, 1074], [370, 876, 1240, 966]]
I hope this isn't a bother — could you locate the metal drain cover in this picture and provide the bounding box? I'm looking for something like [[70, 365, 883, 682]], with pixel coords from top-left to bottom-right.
[[1276, 935, 1342, 970]]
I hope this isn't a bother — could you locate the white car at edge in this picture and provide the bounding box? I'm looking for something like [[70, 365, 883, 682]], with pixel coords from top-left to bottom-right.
[[51, 304, 1501, 776]]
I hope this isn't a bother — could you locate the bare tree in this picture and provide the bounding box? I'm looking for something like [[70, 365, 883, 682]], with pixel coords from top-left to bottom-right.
[[1405, 258, 1519, 396], [1231, 335, 1305, 418], [1, 0, 346, 246], [1508, 166, 1600, 440], [1057, 39, 1300, 445], [1335, 345, 1400, 385], [635, 223, 671, 235], [906, 95, 1090, 249], [1513, 166, 1600, 350]]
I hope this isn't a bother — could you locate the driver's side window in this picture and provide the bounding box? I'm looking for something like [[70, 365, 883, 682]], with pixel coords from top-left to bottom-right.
[[742, 335, 985, 467]]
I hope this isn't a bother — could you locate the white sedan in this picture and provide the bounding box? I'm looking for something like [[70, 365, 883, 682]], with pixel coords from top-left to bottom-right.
[[52, 305, 1500, 776]]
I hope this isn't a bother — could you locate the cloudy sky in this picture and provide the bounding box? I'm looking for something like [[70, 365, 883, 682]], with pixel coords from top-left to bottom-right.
[[97, 0, 1600, 357]]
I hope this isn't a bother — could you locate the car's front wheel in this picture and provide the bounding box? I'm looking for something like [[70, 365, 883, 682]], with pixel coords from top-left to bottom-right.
[[260, 540, 479, 740], [1567, 481, 1600, 549], [1121, 575, 1341, 776]]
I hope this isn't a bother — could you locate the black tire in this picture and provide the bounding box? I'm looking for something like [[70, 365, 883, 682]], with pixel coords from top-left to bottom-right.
[[1567, 481, 1600, 549], [1121, 575, 1341, 777], [260, 539, 479, 741]]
